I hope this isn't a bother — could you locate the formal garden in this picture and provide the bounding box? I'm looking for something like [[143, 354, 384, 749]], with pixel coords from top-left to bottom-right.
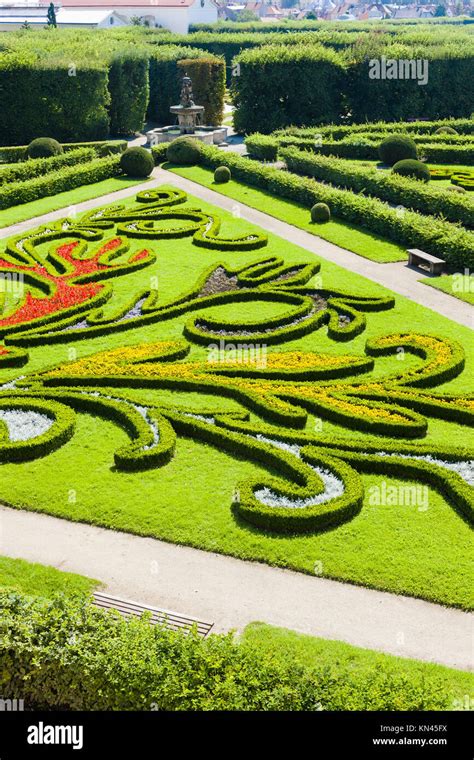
[[0, 19, 472, 719]]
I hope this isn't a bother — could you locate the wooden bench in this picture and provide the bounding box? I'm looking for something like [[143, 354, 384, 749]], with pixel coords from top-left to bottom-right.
[[407, 248, 445, 275], [92, 591, 214, 638]]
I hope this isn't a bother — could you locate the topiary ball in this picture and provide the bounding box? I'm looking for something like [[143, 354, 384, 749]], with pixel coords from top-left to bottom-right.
[[166, 137, 203, 165], [434, 126, 458, 136], [378, 135, 418, 166], [311, 203, 331, 223], [214, 166, 231, 184], [119, 147, 154, 178], [26, 137, 63, 159], [392, 159, 431, 182]]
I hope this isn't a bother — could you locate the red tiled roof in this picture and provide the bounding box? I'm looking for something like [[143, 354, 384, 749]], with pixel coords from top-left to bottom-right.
[[42, 0, 196, 6]]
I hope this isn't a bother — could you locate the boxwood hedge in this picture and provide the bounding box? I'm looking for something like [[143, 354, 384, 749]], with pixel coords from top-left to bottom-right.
[[193, 145, 474, 269], [280, 148, 474, 228], [0, 155, 122, 210]]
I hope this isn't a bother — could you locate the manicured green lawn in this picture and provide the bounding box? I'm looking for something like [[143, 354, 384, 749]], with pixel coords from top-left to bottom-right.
[[420, 274, 474, 305], [0, 176, 150, 229], [0, 556, 98, 598], [167, 164, 407, 263], [241, 623, 474, 711], [0, 184, 472, 610]]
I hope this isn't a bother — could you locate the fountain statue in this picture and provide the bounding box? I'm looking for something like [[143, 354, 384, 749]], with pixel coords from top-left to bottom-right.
[[169, 73, 204, 134], [146, 73, 227, 146]]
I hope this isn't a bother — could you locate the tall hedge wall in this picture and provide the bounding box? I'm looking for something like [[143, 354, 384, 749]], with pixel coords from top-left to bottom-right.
[[233, 44, 346, 134], [0, 31, 227, 143], [347, 46, 474, 123], [108, 51, 150, 136], [0, 53, 110, 145]]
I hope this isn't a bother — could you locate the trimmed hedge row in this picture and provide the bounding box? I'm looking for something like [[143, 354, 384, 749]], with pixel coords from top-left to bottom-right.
[[0, 156, 122, 210], [222, 415, 474, 527], [165, 408, 364, 532], [0, 140, 127, 164], [272, 135, 474, 165], [193, 145, 474, 269], [274, 118, 474, 139], [0, 148, 97, 187], [347, 46, 474, 124], [280, 148, 474, 228], [0, 34, 226, 144]]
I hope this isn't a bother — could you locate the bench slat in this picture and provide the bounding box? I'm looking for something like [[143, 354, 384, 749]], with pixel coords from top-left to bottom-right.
[[92, 592, 213, 637]]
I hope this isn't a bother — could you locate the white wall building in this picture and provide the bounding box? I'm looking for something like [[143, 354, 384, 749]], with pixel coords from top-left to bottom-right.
[[0, 0, 218, 32]]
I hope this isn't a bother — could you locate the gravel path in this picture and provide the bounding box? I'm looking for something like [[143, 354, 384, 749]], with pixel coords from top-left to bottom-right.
[[0, 505, 472, 671]]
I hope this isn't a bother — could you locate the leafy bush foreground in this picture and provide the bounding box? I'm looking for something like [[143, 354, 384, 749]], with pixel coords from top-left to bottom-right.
[[0, 593, 463, 711]]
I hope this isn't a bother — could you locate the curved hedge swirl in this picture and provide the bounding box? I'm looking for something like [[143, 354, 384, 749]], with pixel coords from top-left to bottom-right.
[[0, 330, 472, 534], [0, 187, 472, 534]]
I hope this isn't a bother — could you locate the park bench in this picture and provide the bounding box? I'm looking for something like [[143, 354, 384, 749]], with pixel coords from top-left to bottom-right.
[[92, 591, 214, 638], [407, 248, 445, 275]]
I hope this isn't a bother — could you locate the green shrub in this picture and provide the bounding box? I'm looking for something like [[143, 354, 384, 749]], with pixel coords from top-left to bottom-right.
[[120, 146, 154, 177], [434, 126, 458, 135], [214, 165, 231, 183], [347, 45, 474, 122], [166, 137, 203, 165], [26, 137, 63, 159], [311, 202, 331, 222], [0, 593, 329, 711], [0, 140, 126, 164], [447, 185, 467, 194], [272, 130, 474, 165], [392, 159, 431, 182], [233, 44, 345, 134], [379, 135, 418, 165]]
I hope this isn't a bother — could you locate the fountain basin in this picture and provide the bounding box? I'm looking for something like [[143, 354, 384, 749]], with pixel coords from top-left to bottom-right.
[[146, 125, 228, 146]]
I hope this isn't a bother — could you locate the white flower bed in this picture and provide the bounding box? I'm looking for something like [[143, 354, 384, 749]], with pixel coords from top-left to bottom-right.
[[376, 451, 474, 486], [0, 409, 53, 442], [254, 433, 344, 509]]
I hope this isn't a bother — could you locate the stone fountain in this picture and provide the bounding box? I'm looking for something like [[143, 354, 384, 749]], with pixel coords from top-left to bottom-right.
[[146, 73, 227, 146]]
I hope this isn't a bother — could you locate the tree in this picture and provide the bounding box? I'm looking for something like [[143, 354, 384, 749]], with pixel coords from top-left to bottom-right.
[[235, 10, 260, 22], [47, 2, 57, 27], [434, 3, 446, 15]]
